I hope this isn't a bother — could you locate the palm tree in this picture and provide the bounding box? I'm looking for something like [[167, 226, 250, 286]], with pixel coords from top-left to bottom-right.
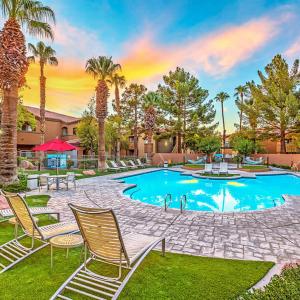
[[215, 92, 230, 158], [234, 85, 248, 131], [28, 41, 58, 145], [110, 73, 126, 115], [0, 0, 55, 185], [85, 56, 121, 170], [143, 92, 160, 162], [109, 73, 126, 161]]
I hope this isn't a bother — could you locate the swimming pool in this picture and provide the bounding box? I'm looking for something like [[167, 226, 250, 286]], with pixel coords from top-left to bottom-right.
[[120, 170, 300, 212]]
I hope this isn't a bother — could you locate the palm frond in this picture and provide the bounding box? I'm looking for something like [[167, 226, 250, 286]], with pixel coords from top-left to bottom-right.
[[27, 55, 35, 63], [48, 56, 58, 66], [0, 0, 11, 18], [27, 19, 54, 39]]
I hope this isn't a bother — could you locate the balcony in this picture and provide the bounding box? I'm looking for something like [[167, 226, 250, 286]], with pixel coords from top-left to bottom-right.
[[17, 131, 41, 145]]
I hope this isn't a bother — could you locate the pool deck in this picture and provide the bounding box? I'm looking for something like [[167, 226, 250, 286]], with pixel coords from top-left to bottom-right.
[[30, 167, 300, 264]]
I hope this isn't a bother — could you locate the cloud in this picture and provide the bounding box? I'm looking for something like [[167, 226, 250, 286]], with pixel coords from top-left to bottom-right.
[[120, 14, 289, 82], [284, 38, 300, 58], [53, 21, 104, 61], [22, 60, 96, 116]]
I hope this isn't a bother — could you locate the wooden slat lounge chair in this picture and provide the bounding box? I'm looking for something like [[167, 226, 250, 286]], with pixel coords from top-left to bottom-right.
[[0, 193, 78, 273], [51, 204, 165, 300], [0, 191, 60, 223]]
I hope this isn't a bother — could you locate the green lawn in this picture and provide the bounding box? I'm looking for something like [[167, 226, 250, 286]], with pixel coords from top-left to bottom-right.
[[183, 164, 205, 169], [0, 195, 274, 300], [240, 165, 269, 170], [200, 173, 237, 177]]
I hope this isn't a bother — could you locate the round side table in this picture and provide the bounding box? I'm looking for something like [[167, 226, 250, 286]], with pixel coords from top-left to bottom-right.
[[49, 234, 83, 268]]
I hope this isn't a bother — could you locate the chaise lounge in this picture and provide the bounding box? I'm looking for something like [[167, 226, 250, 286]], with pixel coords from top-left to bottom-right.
[[0, 192, 78, 273], [51, 204, 165, 300]]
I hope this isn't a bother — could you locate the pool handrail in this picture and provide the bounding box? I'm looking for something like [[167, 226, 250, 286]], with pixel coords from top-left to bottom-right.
[[180, 195, 187, 213], [164, 193, 172, 212]]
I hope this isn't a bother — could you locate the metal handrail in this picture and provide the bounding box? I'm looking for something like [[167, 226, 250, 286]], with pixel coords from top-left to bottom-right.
[[180, 195, 187, 213], [164, 193, 172, 212]]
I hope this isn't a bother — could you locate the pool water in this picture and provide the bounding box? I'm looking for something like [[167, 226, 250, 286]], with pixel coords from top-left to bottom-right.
[[120, 170, 300, 212]]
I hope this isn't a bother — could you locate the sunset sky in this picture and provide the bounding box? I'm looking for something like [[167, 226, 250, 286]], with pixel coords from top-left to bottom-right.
[[7, 0, 300, 132]]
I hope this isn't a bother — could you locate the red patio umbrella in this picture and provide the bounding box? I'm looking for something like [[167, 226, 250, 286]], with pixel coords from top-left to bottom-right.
[[33, 138, 78, 174]]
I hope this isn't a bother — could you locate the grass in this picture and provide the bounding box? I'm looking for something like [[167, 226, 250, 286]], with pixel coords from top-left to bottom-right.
[[183, 164, 204, 169], [200, 173, 236, 177], [240, 165, 269, 170], [0, 195, 274, 300]]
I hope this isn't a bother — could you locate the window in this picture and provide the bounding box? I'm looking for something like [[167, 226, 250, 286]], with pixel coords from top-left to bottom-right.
[[62, 127, 68, 136], [73, 127, 77, 135], [21, 124, 33, 132]]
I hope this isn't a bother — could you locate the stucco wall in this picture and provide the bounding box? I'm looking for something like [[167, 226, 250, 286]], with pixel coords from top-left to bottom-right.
[[152, 153, 202, 165], [254, 153, 300, 167]]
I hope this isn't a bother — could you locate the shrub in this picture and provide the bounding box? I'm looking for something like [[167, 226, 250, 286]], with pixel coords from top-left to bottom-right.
[[239, 265, 300, 299], [0, 175, 28, 193], [67, 159, 74, 169]]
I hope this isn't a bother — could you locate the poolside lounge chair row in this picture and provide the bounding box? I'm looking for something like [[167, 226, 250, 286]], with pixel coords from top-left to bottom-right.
[[106, 159, 149, 172], [203, 162, 228, 175], [0, 191, 165, 300]]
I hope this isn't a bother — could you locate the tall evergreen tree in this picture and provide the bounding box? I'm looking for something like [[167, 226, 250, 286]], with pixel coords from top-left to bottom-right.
[[158, 67, 216, 153], [248, 55, 300, 153], [120, 83, 147, 157]]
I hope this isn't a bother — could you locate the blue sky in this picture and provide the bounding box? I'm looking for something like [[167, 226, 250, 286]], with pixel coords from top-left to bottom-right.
[[17, 0, 300, 132]]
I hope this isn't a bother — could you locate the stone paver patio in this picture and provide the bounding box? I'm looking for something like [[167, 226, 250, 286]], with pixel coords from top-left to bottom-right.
[[33, 168, 300, 264]]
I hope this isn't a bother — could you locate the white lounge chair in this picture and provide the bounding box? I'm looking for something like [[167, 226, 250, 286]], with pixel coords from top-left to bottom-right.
[[219, 162, 228, 175], [0, 193, 78, 273], [204, 164, 213, 174], [51, 204, 165, 300], [120, 160, 132, 169], [136, 158, 147, 168], [110, 160, 127, 170], [105, 162, 120, 172], [128, 160, 139, 168]]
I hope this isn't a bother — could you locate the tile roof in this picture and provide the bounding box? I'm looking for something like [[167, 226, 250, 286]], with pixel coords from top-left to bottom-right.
[[25, 106, 80, 124]]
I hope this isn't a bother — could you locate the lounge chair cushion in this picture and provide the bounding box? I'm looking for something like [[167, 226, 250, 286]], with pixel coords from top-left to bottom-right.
[[39, 221, 78, 240], [0, 195, 9, 210], [123, 232, 161, 265]]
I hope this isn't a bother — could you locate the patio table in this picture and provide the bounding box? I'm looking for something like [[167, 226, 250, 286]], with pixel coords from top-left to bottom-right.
[[47, 175, 68, 191]]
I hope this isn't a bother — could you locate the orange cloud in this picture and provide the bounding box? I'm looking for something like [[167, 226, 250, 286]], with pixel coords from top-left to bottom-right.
[[120, 15, 287, 81], [22, 60, 95, 116], [21, 13, 290, 116], [284, 38, 300, 58]]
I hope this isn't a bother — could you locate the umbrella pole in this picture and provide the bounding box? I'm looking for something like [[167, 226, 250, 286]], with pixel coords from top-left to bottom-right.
[[56, 152, 59, 175]]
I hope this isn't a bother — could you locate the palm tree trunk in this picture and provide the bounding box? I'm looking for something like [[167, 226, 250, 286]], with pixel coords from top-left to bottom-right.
[[98, 119, 106, 170], [0, 88, 19, 184], [239, 93, 243, 131], [221, 102, 226, 159], [115, 84, 121, 161], [134, 104, 138, 157], [40, 62, 46, 145], [147, 129, 153, 163], [0, 18, 28, 184]]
